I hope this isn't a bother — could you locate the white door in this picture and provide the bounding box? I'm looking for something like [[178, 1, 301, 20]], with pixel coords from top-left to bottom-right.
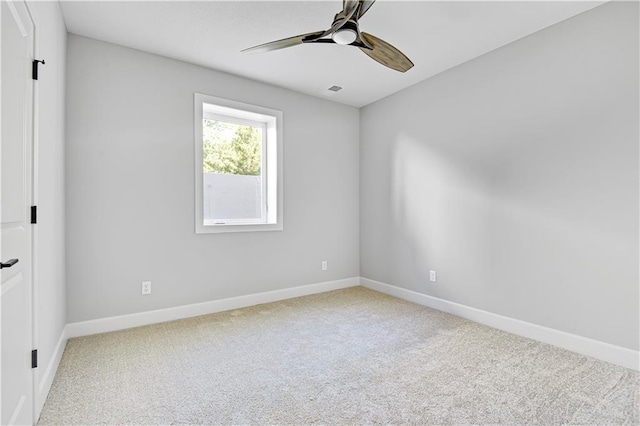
[[1, 1, 35, 425]]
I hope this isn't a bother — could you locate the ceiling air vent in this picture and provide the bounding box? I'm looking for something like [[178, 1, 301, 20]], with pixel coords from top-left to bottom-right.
[[328, 85, 343, 92]]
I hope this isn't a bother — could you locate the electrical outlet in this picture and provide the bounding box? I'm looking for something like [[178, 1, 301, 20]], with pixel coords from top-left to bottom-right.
[[141, 281, 152, 295], [321, 261, 328, 271], [429, 271, 437, 282]]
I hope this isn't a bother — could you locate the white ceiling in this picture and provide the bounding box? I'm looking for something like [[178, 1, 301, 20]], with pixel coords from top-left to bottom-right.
[[59, 1, 605, 107]]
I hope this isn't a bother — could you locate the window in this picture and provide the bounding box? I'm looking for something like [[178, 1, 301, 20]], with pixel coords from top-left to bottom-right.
[[195, 93, 283, 233]]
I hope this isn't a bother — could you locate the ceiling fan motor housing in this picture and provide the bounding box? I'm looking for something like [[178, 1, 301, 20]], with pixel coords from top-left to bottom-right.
[[332, 21, 359, 45]]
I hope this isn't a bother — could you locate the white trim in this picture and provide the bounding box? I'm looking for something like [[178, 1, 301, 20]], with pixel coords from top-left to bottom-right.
[[360, 277, 640, 371], [67, 277, 359, 338], [35, 328, 66, 419]]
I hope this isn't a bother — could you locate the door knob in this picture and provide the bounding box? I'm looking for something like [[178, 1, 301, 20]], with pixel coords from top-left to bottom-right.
[[0, 259, 18, 269]]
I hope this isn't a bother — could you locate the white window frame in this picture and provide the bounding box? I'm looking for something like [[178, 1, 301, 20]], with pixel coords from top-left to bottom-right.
[[195, 93, 283, 234]]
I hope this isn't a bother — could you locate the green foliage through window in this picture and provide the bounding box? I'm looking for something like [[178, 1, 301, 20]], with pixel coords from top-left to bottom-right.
[[203, 119, 262, 176]]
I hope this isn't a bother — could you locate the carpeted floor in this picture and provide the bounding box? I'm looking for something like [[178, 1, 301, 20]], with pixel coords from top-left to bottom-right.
[[39, 287, 639, 424]]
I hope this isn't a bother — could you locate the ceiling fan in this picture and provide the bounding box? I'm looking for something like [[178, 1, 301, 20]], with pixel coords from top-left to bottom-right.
[[242, 0, 414, 73]]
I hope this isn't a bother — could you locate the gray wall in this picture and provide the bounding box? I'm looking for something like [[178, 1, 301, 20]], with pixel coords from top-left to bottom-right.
[[29, 0, 67, 412], [66, 35, 360, 322], [360, 2, 639, 350]]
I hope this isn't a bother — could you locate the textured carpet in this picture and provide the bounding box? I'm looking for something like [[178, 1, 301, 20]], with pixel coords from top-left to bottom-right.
[[39, 287, 639, 424]]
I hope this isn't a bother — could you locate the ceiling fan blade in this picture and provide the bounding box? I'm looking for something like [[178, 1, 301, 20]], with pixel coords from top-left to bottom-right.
[[358, 0, 376, 18], [319, 0, 360, 38], [343, 0, 359, 15], [242, 31, 326, 54], [359, 32, 414, 72]]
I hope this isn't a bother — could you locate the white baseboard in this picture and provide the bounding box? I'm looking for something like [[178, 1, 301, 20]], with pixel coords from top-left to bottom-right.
[[360, 277, 639, 371], [62, 276, 638, 371], [66, 277, 359, 338], [35, 327, 67, 419]]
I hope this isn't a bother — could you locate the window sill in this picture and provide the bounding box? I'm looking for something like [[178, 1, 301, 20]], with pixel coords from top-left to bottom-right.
[[196, 222, 283, 234]]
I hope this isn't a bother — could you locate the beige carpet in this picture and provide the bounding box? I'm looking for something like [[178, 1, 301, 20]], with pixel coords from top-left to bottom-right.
[[39, 287, 639, 424]]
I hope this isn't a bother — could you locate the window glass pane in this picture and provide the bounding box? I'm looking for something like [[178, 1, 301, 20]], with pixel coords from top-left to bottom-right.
[[203, 119, 264, 222]]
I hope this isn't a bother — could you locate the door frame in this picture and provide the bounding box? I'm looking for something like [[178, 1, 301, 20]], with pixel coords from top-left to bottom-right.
[[25, 0, 41, 420]]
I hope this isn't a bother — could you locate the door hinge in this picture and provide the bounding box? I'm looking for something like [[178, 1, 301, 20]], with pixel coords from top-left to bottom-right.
[[31, 350, 38, 368], [31, 206, 37, 224], [32, 59, 45, 80]]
